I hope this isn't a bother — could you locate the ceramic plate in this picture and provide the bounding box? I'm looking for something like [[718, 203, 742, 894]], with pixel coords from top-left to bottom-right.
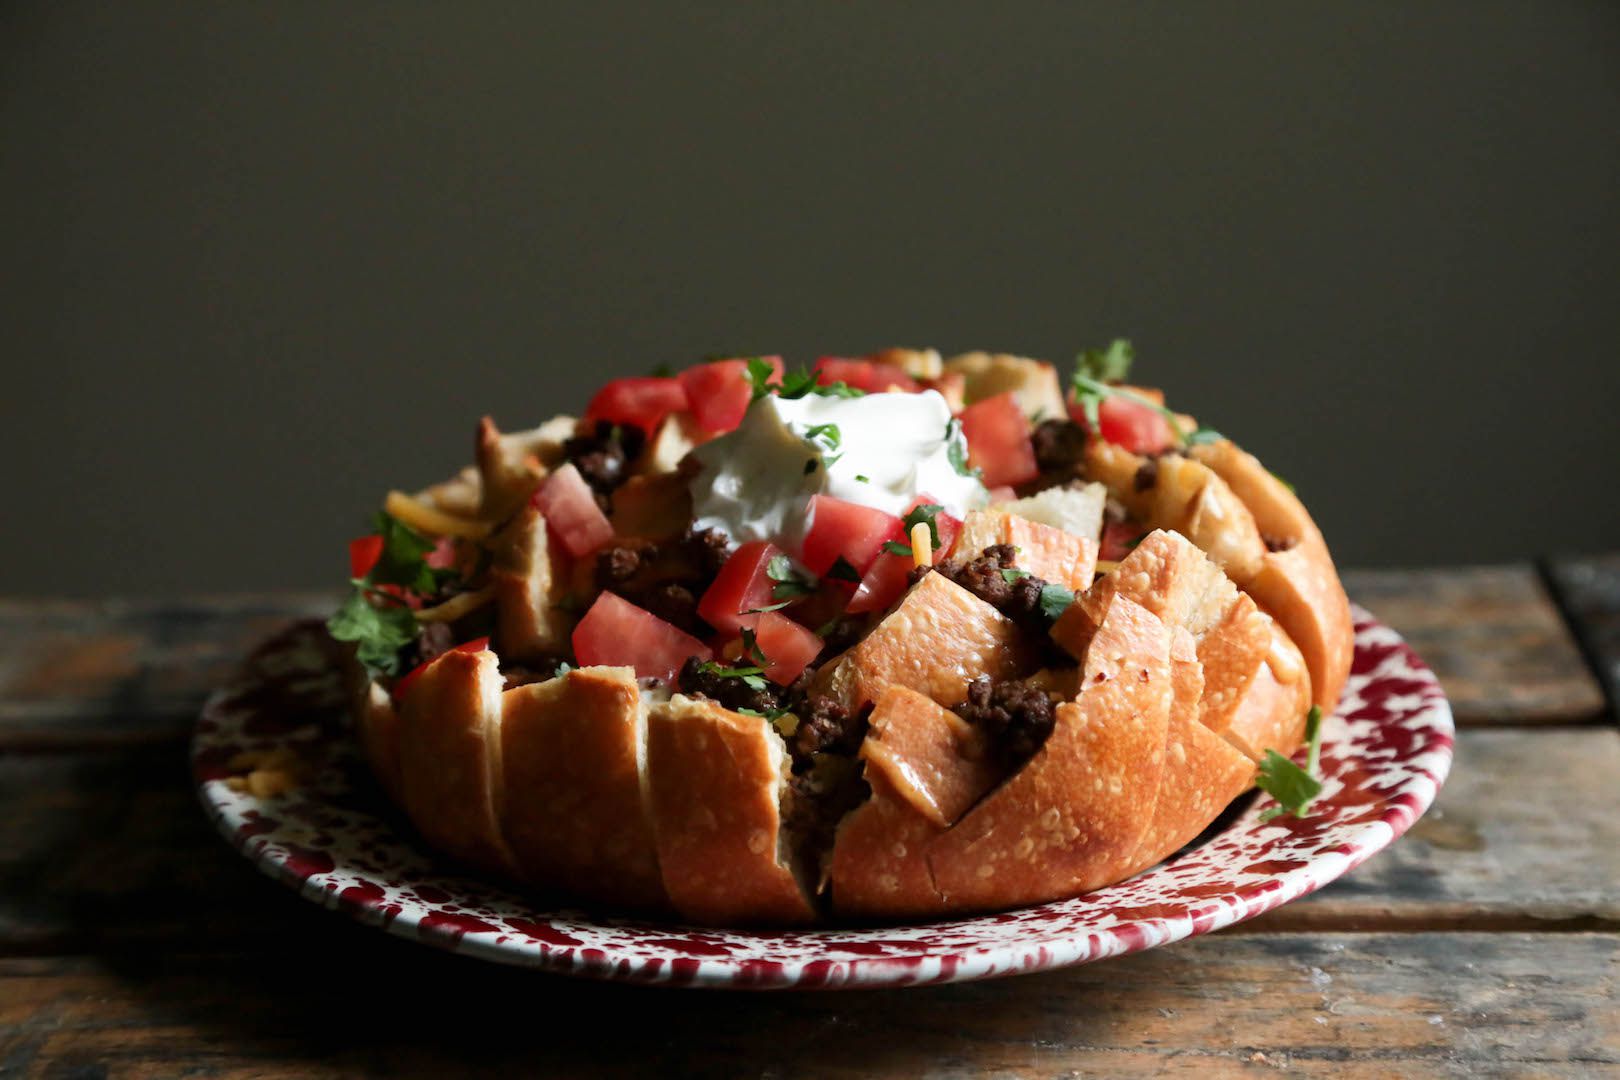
[[193, 607, 1453, 989]]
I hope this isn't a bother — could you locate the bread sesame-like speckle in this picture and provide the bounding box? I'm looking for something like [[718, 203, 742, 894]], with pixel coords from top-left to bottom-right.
[[976, 863, 995, 879]]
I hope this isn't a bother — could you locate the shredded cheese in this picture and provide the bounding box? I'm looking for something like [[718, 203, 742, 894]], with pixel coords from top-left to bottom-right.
[[414, 584, 496, 624], [384, 490, 493, 540], [910, 521, 933, 569]]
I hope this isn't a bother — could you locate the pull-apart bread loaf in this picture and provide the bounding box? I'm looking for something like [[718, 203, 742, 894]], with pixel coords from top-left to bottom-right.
[[332, 347, 1349, 922]]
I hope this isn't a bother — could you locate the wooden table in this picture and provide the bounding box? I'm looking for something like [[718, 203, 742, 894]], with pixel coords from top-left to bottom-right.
[[2, 562, 1617, 1077]]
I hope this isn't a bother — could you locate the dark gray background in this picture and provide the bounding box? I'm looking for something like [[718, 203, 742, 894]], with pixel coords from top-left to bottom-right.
[[4, 2, 1617, 597]]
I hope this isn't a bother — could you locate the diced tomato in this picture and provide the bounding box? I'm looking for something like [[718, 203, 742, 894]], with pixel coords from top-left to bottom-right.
[[678, 356, 784, 434], [394, 637, 490, 700], [1100, 521, 1145, 562], [752, 611, 822, 686], [572, 592, 712, 682], [1069, 394, 1176, 455], [426, 536, 457, 570], [697, 540, 787, 635], [582, 376, 689, 435], [812, 357, 921, 394], [959, 392, 1039, 487], [532, 463, 615, 558], [847, 551, 914, 614], [348, 535, 383, 579], [798, 495, 904, 576]]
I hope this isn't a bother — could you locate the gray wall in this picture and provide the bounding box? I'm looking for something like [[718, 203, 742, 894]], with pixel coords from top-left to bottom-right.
[[4, 2, 1618, 597]]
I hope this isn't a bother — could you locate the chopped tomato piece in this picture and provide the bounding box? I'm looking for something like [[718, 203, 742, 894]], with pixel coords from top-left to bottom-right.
[[812, 357, 921, 393], [1069, 394, 1176, 455], [582, 376, 689, 435], [752, 611, 822, 686], [1100, 521, 1145, 562], [959, 392, 1039, 487], [394, 637, 490, 700], [697, 540, 788, 635], [348, 535, 383, 579], [678, 356, 784, 434], [798, 495, 904, 577], [572, 592, 712, 682], [532, 463, 615, 558], [846, 551, 915, 614], [426, 536, 458, 570]]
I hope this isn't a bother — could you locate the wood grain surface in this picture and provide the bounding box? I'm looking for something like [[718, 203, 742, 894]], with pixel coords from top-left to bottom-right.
[[0, 569, 1615, 1077], [1342, 565, 1607, 725]]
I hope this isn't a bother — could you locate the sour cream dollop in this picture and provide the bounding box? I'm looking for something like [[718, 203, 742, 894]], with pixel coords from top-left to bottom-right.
[[689, 389, 990, 549]]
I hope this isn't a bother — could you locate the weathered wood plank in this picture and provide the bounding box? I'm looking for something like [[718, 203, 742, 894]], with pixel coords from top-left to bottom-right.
[[0, 933, 1613, 1078], [1545, 553, 1620, 720], [1344, 565, 1607, 725], [0, 594, 331, 749], [1, 732, 1614, 956]]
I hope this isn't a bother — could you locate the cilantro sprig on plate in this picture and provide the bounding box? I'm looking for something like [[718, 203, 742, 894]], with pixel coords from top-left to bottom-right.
[[1256, 706, 1325, 821]]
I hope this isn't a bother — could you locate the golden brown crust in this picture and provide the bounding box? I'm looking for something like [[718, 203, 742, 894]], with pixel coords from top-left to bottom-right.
[[644, 696, 816, 925], [499, 667, 668, 910], [827, 772, 951, 918], [811, 571, 1035, 711], [394, 649, 517, 875], [958, 510, 1098, 592], [929, 596, 1173, 910], [858, 687, 1000, 829], [1223, 620, 1313, 763], [1189, 440, 1352, 711]]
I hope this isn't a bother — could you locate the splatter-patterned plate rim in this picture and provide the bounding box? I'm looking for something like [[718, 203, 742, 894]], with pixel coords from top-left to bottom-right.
[[192, 607, 1452, 989]]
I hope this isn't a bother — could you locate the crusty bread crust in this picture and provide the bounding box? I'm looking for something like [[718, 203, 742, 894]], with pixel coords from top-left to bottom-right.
[[488, 505, 575, 662], [929, 596, 1172, 910], [1189, 440, 1353, 711], [644, 695, 816, 925], [813, 571, 1034, 711], [500, 667, 667, 909], [394, 649, 517, 876]]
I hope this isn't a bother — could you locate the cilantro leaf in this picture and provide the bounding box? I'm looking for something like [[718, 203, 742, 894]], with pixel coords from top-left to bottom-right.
[[825, 556, 862, 583], [1186, 426, 1225, 446], [901, 503, 943, 549], [326, 589, 419, 676], [882, 540, 912, 557], [1256, 706, 1325, 821], [1075, 338, 1135, 384], [739, 627, 768, 666], [766, 554, 816, 600], [1037, 583, 1075, 621], [367, 512, 450, 594], [695, 659, 769, 692], [743, 601, 793, 614], [771, 367, 868, 401], [944, 419, 982, 481], [802, 422, 841, 453], [855, 474, 870, 484], [1000, 568, 1032, 583], [745, 356, 780, 399]]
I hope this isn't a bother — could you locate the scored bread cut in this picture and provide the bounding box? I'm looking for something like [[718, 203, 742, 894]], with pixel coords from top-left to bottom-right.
[[394, 648, 517, 875], [499, 667, 668, 909], [928, 596, 1173, 910], [488, 504, 575, 661], [644, 695, 816, 924], [811, 571, 1034, 711]]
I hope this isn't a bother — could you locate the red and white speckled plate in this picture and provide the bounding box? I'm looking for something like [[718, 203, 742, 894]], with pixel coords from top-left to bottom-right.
[[193, 607, 1452, 989]]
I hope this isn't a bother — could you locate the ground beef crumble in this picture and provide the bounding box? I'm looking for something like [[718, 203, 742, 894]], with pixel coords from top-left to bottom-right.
[[933, 544, 1052, 632], [593, 527, 732, 638], [1030, 418, 1089, 483], [563, 421, 645, 506], [956, 674, 1058, 769]]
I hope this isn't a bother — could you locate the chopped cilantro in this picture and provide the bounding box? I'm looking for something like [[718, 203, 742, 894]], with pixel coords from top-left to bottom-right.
[[855, 474, 870, 484], [1000, 568, 1032, 583], [766, 554, 816, 600], [326, 512, 456, 677], [944, 419, 982, 481], [826, 556, 862, 583], [882, 540, 912, 557], [1037, 583, 1075, 621], [695, 659, 769, 692], [769, 366, 867, 401], [739, 627, 768, 666], [746, 356, 780, 399], [1186, 426, 1225, 446], [803, 423, 841, 450], [743, 601, 793, 614], [1074, 338, 1135, 384], [901, 503, 943, 549], [1257, 706, 1325, 821]]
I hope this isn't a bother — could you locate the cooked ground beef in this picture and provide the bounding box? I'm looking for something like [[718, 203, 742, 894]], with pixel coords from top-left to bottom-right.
[[502, 656, 574, 690], [395, 621, 455, 675], [595, 543, 643, 587], [593, 528, 731, 636], [935, 544, 1050, 630], [957, 674, 1058, 769], [1031, 419, 1089, 476], [682, 527, 731, 579], [792, 696, 871, 763], [618, 582, 703, 637], [782, 756, 870, 880], [677, 654, 784, 715], [564, 421, 644, 503]]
